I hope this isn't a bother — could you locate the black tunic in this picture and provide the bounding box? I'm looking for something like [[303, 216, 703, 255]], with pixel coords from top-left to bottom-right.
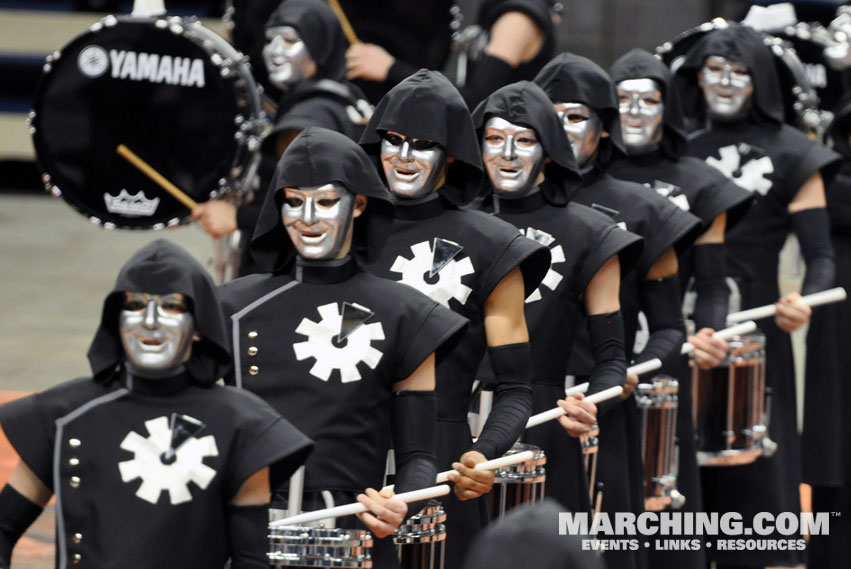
[[687, 121, 839, 566], [365, 194, 548, 565], [0, 376, 311, 569], [491, 191, 642, 515], [568, 170, 701, 569], [221, 257, 465, 569], [803, 96, 851, 569]]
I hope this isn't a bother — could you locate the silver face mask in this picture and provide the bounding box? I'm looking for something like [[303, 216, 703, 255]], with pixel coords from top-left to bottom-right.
[[553, 102, 603, 168], [120, 293, 194, 374], [482, 116, 545, 197], [282, 183, 355, 260], [263, 25, 316, 89], [379, 132, 447, 199], [699, 55, 754, 120], [617, 78, 664, 154]]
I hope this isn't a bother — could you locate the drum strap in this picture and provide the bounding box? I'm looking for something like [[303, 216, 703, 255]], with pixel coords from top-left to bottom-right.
[[0, 485, 43, 568], [792, 207, 836, 295], [392, 391, 439, 515], [226, 503, 271, 569], [692, 243, 729, 330], [636, 275, 686, 367], [469, 342, 533, 460]]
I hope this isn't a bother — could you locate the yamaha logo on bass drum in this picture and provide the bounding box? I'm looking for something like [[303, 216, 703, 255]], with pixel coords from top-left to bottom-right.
[[77, 44, 206, 88]]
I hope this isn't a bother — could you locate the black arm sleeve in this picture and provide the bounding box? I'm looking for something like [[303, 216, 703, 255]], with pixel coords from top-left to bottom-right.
[[585, 311, 627, 415], [792, 208, 836, 295], [460, 53, 517, 109], [393, 390, 439, 515], [636, 275, 686, 368], [226, 503, 270, 569], [692, 243, 729, 331], [0, 485, 44, 569], [470, 342, 533, 459]]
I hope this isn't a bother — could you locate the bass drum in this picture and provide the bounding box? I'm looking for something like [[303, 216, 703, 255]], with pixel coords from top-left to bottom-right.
[[656, 18, 830, 138], [223, 0, 283, 102], [30, 15, 265, 229]]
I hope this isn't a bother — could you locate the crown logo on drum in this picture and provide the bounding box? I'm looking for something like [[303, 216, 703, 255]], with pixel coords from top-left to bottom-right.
[[104, 189, 161, 217]]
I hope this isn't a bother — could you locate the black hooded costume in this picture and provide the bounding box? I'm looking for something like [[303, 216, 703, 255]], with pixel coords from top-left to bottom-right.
[[675, 22, 840, 568], [471, 81, 644, 515], [534, 53, 702, 569], [803, 93, 851, 569], [607, 49, 754, 569], [0, 239, 313, 569], [360, 70, 550, 567], [220, 128, 467, 569], [236, 0, 373, 276], [459, 0, 558, 109]]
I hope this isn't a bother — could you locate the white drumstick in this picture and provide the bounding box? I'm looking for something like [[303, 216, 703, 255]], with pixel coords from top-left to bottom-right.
[[434, 450, 535, 484], [726, 287, 847, 323], [564, 358, 663, 397], [269, 484, 451, 527], [382, 450, 535, 492], [680, 320, 757, 355], [526, 385, 623, 429]]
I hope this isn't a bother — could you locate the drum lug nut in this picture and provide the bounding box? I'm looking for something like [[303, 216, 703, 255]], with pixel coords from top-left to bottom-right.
[[155, 19, 168, 29], [103, 15, 118, 27], [760, 437, 778, 457], [90, 22, 103, 32], [50, 185, 62, 197]]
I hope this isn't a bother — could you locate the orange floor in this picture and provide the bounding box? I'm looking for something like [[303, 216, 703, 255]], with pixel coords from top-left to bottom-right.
[[0, 392, 54, 569]]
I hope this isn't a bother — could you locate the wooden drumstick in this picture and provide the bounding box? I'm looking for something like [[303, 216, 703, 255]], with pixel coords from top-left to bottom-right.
[[564, 359, 662, 398], [269, 484, 451, 527], [116, 144, 198, 210], [382, 450, 536, 492], [327, 0, 360, 45], [680, 320, 757, 355], [726, 287, 847, 323]]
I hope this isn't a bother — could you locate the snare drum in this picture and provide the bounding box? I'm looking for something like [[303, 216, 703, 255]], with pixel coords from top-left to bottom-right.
[[394, 500, 446, 569], [691, 330, 775, 466], [30, 14, 265, 229], [579, 422, 600, 508], [636, 376, 680, 510], [269, 526, 373, 567], [485, 443, 546, 521]]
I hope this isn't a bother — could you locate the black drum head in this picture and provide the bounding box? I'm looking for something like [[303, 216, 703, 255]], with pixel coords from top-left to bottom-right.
[[31, 16, 251, 229]]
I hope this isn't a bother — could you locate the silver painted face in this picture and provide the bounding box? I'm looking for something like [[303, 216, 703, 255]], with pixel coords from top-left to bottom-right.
[[617, 78, 664, 153], [120, 293, 194, 373], [263, 25, 316, 89], [553, 102, 603, 168], [699, 55, 753, 120], [379, 132, 447, 199], [482, 116, 545, 196], [282, 183, 355, 260]]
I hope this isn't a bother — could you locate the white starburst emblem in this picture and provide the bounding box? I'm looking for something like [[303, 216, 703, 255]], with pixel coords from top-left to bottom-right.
[[520, 227, 565, 303], [706, 144, 774, 195], [389, 239, 475, 307], [118, 416, 218, 505], [647, 181, 690, 211], [293, 302, 385, 383]]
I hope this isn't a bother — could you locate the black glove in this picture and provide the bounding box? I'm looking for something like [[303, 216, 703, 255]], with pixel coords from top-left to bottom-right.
[[791, 208, 835, 295], [0, 485, 43, 569], [470, 342, 533, 459]]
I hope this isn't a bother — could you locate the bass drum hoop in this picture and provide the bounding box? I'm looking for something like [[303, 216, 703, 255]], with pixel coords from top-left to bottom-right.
[[30, 14, 265, 230]]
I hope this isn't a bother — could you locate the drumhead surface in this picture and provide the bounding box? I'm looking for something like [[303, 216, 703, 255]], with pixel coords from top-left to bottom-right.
[[31, 16, 261, 229]]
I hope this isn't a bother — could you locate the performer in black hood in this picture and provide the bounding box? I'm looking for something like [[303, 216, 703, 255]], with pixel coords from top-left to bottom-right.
[[221, 127, 467, 569], [534, 53, 702, 569], [361, 69, 550, 567], [472, 80, 644, 515], [607, 49, 754, 569], [192, 0, 373, 277], [675, 22, 840, 568], [0, 239, 313, 569], [804, 92, 851, 569]]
